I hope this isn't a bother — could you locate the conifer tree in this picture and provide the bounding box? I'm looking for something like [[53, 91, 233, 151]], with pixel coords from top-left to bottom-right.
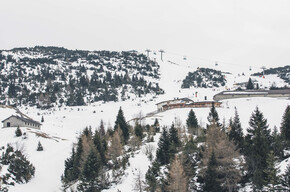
[[264, 151, 280, 189], [93, 130, 107, 165], [229, 108, 244, 151], [246, 77, 254, 89], [36, 141, 43, 151], [41, 116, 44, 123], [207, 103, 219, 125], [281, 163, 290, 191], [134, 122, 144, 139], [114, 107, 129, 142], [63, 148, 76, 183], [245, 107, 271, 189], [15, 126, 22, 137], [154, 118, 160, 132], [73, 137, 83, 178], [182, 137, 197, 179], [156, 128, 170, 165], [8, 150, 35, 184], [201, 123, 243, 192], [108, 129, 123, 162], [168, 124, 180, 161], [78, 149, 101, 191], [168, 156, 188, 192], [99, 120, 106, 137], [203, 152, 222, 192], [186, 109, 198, 134], [169, 123, 180, 148], [271, 126, 283, 159], [145, 161, 160, 192], [281, 105, 290, 142]]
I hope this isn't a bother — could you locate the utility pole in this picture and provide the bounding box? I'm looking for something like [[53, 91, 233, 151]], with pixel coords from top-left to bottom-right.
[[159, 49, 165, 61], [145, 49, 151, 58]]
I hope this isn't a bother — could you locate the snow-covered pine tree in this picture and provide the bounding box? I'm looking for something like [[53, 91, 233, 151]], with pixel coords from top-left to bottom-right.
[[280, 163, 290, 191], [8, 150, 35, 184]]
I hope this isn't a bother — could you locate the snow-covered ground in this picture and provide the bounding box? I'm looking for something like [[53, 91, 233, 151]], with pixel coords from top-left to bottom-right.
[[0, 53, 289, 191]]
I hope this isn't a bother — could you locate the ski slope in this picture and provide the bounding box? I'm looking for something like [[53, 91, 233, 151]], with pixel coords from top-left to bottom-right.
[[0, 52, 289, 191]]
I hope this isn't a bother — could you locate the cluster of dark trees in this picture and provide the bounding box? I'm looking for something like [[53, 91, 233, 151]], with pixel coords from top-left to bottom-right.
[[0, 144, 35, 190], [62, 107, 152, 191], [0, 46, 163, 108], [61, 104, 290, 191], [144, 104, 290, 191], [252, 65, 290, 84], [182, 68, 226, 88]]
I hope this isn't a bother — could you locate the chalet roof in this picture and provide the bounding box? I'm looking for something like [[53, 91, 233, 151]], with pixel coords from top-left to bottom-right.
[[2, 115, 42, 125]]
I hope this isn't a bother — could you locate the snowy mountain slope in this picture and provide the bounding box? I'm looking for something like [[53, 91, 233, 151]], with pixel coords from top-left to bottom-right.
[[0, 47, 162, 107], [0, 50, 289, 191]]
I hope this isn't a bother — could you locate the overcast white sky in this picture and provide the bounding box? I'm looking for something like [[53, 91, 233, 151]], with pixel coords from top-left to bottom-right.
[[1, 0, 290, 68]]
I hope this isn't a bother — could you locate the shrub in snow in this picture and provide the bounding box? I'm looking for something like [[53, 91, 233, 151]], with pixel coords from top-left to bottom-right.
[[36, 141, 44, 151], [0, 144, 35, 185], [15, 126, 22, 137]]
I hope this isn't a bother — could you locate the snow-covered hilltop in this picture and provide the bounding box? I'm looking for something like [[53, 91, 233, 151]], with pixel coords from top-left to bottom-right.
[[0, 46, 163, 108]]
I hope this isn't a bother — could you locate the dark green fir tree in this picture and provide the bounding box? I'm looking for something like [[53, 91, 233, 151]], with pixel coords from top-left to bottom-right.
[[36, 141, 43, 151], [207, 103, 220, 125], [228, 108, 244, 151], [93, 130, 107, 165], [281, 105, 290, 142], [186, 109, 198, 134], [156, 127, 170, 165], [114, 107, 129, 142], [264, 151, 280, 189], [15, 126, 22, 137], [246, 78, 254, 90], [8, 150, 35, 184], [203, 151, 222, 192], [78, 149, 101, 192], [245, 107, 271, 189]]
